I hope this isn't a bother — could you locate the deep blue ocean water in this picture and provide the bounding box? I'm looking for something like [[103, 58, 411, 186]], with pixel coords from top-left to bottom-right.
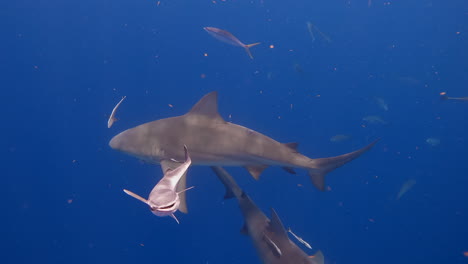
[[2, 0, 468, 263]]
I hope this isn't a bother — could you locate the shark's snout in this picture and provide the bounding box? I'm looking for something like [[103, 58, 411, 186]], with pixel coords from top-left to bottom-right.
[[109, 133, 122, 150]]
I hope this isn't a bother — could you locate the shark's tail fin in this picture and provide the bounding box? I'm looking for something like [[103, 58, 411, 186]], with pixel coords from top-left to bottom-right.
[[211, 167, 243, 199], [309, 250, 324, 264], [308, 139, 379, 191], [244, 42, 261, 59]]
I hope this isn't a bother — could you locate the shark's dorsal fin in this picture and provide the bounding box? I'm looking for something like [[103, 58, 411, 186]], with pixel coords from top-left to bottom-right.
[[269, 208, 289, 241], [187, 91, 224, 121], [245, 165, 268, 180], [283, 142, 299, 151]]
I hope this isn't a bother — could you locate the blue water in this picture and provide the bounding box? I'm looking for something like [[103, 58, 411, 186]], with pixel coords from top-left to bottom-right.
[[3, 0, 467, 263]]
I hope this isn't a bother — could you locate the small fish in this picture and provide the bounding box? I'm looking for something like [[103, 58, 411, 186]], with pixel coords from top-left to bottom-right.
[[288, 228, 312, 249], [396, 179, 416, 200], [426, 137, 440, 147], [306, 22, 331, 44], [375, 97, 389, 111], [306, 22, 316, 42], [263, 233, 282, 257], [108, 96, 126, 128], [330, 134, 351, 143], [203, 27, 260, 59], [440, 92, 468, 102], [363, 115, 387, 125]]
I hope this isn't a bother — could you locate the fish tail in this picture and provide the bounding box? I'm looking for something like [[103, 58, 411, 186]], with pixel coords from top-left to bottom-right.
[[440, 95, 449, 101], [211, 167, 243, 199], [244, 42, 261, 59], [308, 139, 379, 191]]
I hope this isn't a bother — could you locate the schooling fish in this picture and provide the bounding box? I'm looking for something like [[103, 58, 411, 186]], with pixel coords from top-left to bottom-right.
[[204, 27, 260, 59]]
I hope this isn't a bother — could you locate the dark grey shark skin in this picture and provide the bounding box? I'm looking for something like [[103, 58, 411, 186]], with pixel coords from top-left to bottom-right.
[[212, 166, 324, 264], [109, 92, 378, 211]]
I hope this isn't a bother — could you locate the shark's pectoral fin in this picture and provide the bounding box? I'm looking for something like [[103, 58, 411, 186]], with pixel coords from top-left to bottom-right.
[[176, 172, 189, 214], [309, 250, 325, 264], [263, 233, 282, 257], [161, 159, 190, 214], [245, 165, 268, 180], [308, 139, 379, 191], [282, 167, 296, 174]]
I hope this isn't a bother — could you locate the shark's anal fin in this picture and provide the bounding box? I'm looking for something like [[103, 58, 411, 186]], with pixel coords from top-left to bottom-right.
[[263, 233, 282, 257], [245, 165, 268, 180]]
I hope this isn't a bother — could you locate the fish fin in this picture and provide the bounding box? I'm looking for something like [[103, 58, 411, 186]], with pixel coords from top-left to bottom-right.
[[283, 142, 299, 151], [211, 166, 243, 199], [176, 172, 189, 213], [161, 160, 189, 213], [170, 213, 180, 224], [263, 233, 282, 257], [187, 91, 224, 122], [309, 250, 325, 264], [244, 42, 261, 59], [268, 208, 289, 241], [308, 139, 379, 191], [240, 223, 249, 235], [123, 189, 148, 204], [245, 165, 268, 180], [282, 167, 297, 174]]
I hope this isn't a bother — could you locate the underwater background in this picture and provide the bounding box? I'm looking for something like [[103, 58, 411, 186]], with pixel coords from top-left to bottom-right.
[[2, 0, 468, 263]]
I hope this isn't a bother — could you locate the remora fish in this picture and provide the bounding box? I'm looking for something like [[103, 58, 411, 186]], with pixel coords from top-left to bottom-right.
[[108, 96, 126, 128], [440, 93, 468, 102], [212, 166, 324, 264], [204, 27, 260, 59], [109, 92, 378, 210], [123, 145, 193, 223]]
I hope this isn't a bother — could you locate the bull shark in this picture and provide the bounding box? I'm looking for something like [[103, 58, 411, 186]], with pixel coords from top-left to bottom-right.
[[122, 145, 193, 224], [212, 166, 324, 264], [109, 91, 378, 211]]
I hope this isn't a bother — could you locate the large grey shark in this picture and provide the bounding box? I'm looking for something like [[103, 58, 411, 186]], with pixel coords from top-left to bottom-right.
[[123, 145, 193, 223], [109, 91, 378, 211], [212, 166, 324, 264]]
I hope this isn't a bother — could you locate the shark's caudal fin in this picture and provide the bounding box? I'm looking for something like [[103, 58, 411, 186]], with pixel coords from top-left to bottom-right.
[[211, 166, 243, 199], [244, 42, 261, 59], [309, 250, 324, 264], [308, 139, 379, 191]]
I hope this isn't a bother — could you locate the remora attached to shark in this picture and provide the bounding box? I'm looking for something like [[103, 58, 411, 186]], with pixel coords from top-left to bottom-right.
[[123, 145, 193, 223], [109, 91, 378, 211], [212, 166, 324, 264]]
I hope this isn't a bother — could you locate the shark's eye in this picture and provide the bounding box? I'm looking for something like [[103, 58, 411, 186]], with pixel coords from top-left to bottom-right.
[[159, 202, 176, 210]]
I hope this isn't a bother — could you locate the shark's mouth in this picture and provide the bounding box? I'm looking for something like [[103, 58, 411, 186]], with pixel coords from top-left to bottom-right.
[[157, 202, 176, 211]]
